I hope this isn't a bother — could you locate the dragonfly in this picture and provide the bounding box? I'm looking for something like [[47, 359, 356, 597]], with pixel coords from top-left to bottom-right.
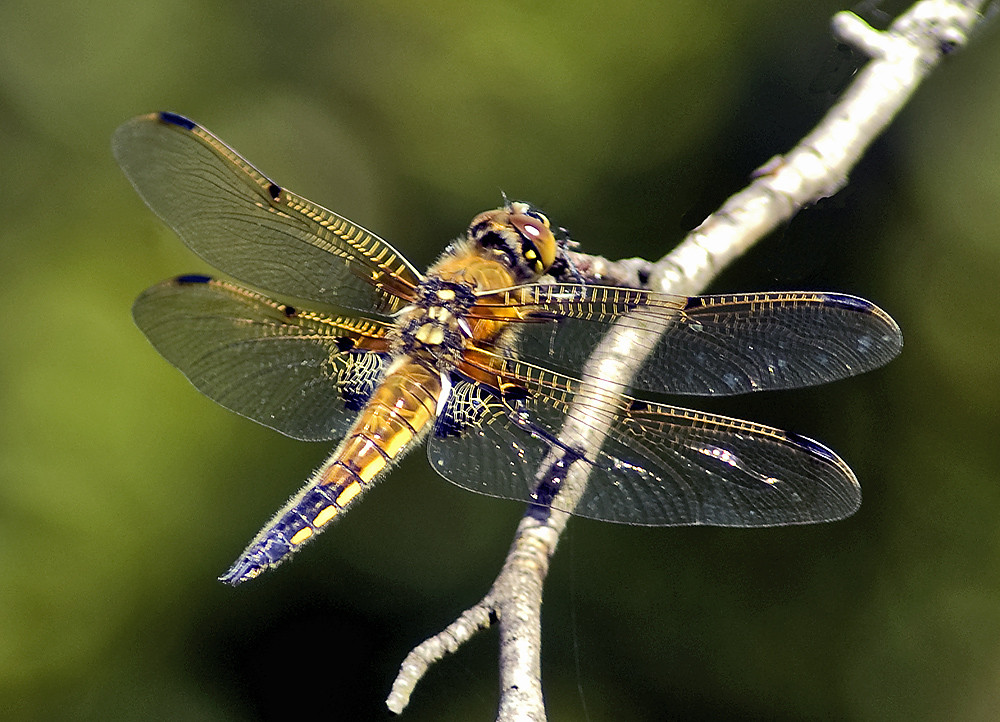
[[114, 112, 903, 586]]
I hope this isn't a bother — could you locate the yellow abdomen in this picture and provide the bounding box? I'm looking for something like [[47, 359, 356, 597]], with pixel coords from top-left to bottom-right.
[[220, 246, 522, 584], [220, 358, 441, 583]]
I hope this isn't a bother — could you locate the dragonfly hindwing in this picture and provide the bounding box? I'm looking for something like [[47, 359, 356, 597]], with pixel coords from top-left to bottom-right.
[[337, 351, 389, 412], [434, 377, 507, 438]]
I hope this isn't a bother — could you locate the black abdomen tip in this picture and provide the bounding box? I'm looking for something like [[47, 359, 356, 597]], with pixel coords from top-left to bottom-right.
[[218, 560, 262, 586]]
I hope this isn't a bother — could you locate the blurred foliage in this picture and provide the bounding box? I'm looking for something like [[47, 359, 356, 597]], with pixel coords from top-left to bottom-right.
[[1, 0, 998, 719]]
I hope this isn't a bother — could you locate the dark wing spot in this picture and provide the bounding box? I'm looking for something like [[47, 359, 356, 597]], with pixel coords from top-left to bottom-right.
[[527, 310, 561, 322], [819, 293, 874, 313], [267, 183, 282, 201], [335, 337, 356, 353], [627, 399, 651, 414], [282, 305, 297, 317], [784, 431, 838, 463], [175, 274, 212, 285], [158, 112, 197, 130], [500, 385, 531, 405]]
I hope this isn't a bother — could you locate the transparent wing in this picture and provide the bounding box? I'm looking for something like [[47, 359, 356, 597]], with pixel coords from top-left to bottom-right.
[[133, 275, 392, 441], [428, 357, 860, 526], [114, 112, 422, 314], [473, 285, 903, 396]]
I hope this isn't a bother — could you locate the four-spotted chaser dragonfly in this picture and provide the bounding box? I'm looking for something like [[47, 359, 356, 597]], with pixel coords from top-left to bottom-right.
[[114, 112, 902, 585]]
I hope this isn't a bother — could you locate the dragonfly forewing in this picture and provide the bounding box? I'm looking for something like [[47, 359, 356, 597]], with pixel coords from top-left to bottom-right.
[[114, 112, 422, 315], [479, 285, 902, 396]]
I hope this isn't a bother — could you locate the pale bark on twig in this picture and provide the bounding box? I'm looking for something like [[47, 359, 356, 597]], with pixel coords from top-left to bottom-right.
[[386, 2, 991, 718]]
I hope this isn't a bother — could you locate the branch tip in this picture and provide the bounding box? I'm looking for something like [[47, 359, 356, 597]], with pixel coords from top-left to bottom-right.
[[833, 12, 891, 57]]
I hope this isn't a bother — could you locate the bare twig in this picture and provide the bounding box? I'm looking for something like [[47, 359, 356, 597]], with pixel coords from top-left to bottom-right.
[[386, 2, 989, 718]]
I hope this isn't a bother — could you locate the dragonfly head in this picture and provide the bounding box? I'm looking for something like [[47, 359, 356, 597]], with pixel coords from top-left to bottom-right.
[[467, 201, 557, 281]]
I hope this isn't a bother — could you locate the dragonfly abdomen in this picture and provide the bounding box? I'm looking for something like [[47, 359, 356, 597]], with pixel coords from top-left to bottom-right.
[[219, 359, 443, 584]]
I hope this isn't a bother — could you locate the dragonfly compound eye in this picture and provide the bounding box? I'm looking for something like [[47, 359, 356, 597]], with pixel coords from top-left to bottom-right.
[[509, 210, 556, 274]]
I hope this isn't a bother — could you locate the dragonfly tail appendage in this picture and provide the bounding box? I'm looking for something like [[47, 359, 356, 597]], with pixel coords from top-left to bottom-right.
[[219, 362, 440, 584], [218, 457, 371, 585]]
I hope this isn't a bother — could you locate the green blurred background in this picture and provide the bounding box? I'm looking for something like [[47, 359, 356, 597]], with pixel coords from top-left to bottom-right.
[[2, 1, 998, 719]]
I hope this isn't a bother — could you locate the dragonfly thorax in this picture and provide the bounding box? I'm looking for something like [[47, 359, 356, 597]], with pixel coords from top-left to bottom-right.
[[394, 278, 476, 369]]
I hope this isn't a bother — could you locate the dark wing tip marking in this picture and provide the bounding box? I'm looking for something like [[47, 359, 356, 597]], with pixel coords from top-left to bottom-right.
[[174, 273, 213, 285], [157, 111, 197, 131], [821, 292, 903, 354], [267, 183, 282, 201], [818, 293, 876, 313], [783, 431, 839, 464]]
